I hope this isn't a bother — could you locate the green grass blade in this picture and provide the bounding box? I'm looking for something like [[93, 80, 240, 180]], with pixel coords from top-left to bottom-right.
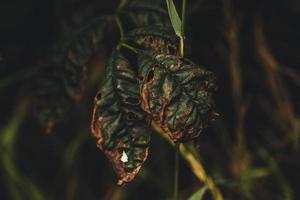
[[188, 186, 208, 200], [166, 0, 182, 37]]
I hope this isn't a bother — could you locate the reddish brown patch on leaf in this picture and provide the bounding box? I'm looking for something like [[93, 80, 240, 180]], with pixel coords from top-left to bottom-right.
[[141, 74, 155, 114], [138, 53, 217, 143], [167, 44, 177, 55], [91, 98, 150, 185], [169, 130, 184, 142], [90, 103, 106, 149], [113, 145, 149, 186], [140, 36, 178, 55], [102, 141, 143, 186]]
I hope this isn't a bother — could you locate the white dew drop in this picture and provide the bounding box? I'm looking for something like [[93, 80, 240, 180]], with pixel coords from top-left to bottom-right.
[[120, 150, 128, 163]]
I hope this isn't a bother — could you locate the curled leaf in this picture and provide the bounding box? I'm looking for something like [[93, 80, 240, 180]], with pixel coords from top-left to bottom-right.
[[120, 0, 171, 28], [91, 51, 151, 185], [35, 16, 112, 132], [138, 51, 216, 142], [34, 66, 72, 133], [62, 16, 112, 101], [123, 26, 178, 55]]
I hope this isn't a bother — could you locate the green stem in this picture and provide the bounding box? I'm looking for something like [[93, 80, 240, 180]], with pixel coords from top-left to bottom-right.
[[119, 43, 138, 54], [153, 123, 224, 200], [174, 1, 186, 199], [179, 36, 184, 57], [115, 0, 128, 42], [179, 0, 186, 57], [181, 0, 186, 38], [115, 16, 124, 39], [117, 0, 128, 13], [174, 143, 180, 200]]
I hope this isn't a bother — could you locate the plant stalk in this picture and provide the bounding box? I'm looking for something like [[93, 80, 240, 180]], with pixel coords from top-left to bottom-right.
[[115, 16, 124, 39], [174, 143, 179, 200], [179, 36, 184, 57], [153, 124, 224, 200], [119, 43, 138, 53], [181, 0, 186, 35], [174, 1, 186, 199], [117, 0, 128, 13], [180, 0, 186, 57]]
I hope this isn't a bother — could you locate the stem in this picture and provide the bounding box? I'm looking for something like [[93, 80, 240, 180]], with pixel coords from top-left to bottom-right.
[[179, 36, 184, 57], [174, 143, 179, 200], [153, 124, 224, 200], [180, 0, 186, 57], [181, 0, 186, 38], [115, 16, 124, 39], [119, 43, 138, 54], [117, 0, 128, 13], [115, 0, 128, 42], [173, 1, 186, 199]]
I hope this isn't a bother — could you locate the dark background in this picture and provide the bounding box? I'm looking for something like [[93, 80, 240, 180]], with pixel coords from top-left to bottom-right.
[[1, 0, 300, 199]]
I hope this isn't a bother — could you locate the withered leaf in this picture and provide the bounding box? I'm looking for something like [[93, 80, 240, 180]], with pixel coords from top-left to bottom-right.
[[123, 26, 178, 55], [120, 0, 171, 28], [35, 66, 72, 134], [91, 51, 151, 185], [138, 51, 216, 142], [35, 17, 111, 132], [62, 16, 111, 101]]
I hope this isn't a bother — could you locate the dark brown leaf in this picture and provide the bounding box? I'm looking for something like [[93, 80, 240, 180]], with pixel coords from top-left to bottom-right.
[[91, 51, 151, 185], [138, 51, 217, 142]]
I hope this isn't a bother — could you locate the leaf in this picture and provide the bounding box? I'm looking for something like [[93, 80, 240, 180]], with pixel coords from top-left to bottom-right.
[[123, 26, 179, 55], [91, 51, 151, 185], [120, 0, 171, 28], [188, 186, 208, 200], [138, 51, 216, 142], [35, 16, 112, 132], [166, 0, 182, 37], [61, 16, 112, 101], [35, 65, 73, 133]]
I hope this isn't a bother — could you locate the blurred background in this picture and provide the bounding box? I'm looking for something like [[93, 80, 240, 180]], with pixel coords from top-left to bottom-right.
[[0, 0, 300, 199]]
